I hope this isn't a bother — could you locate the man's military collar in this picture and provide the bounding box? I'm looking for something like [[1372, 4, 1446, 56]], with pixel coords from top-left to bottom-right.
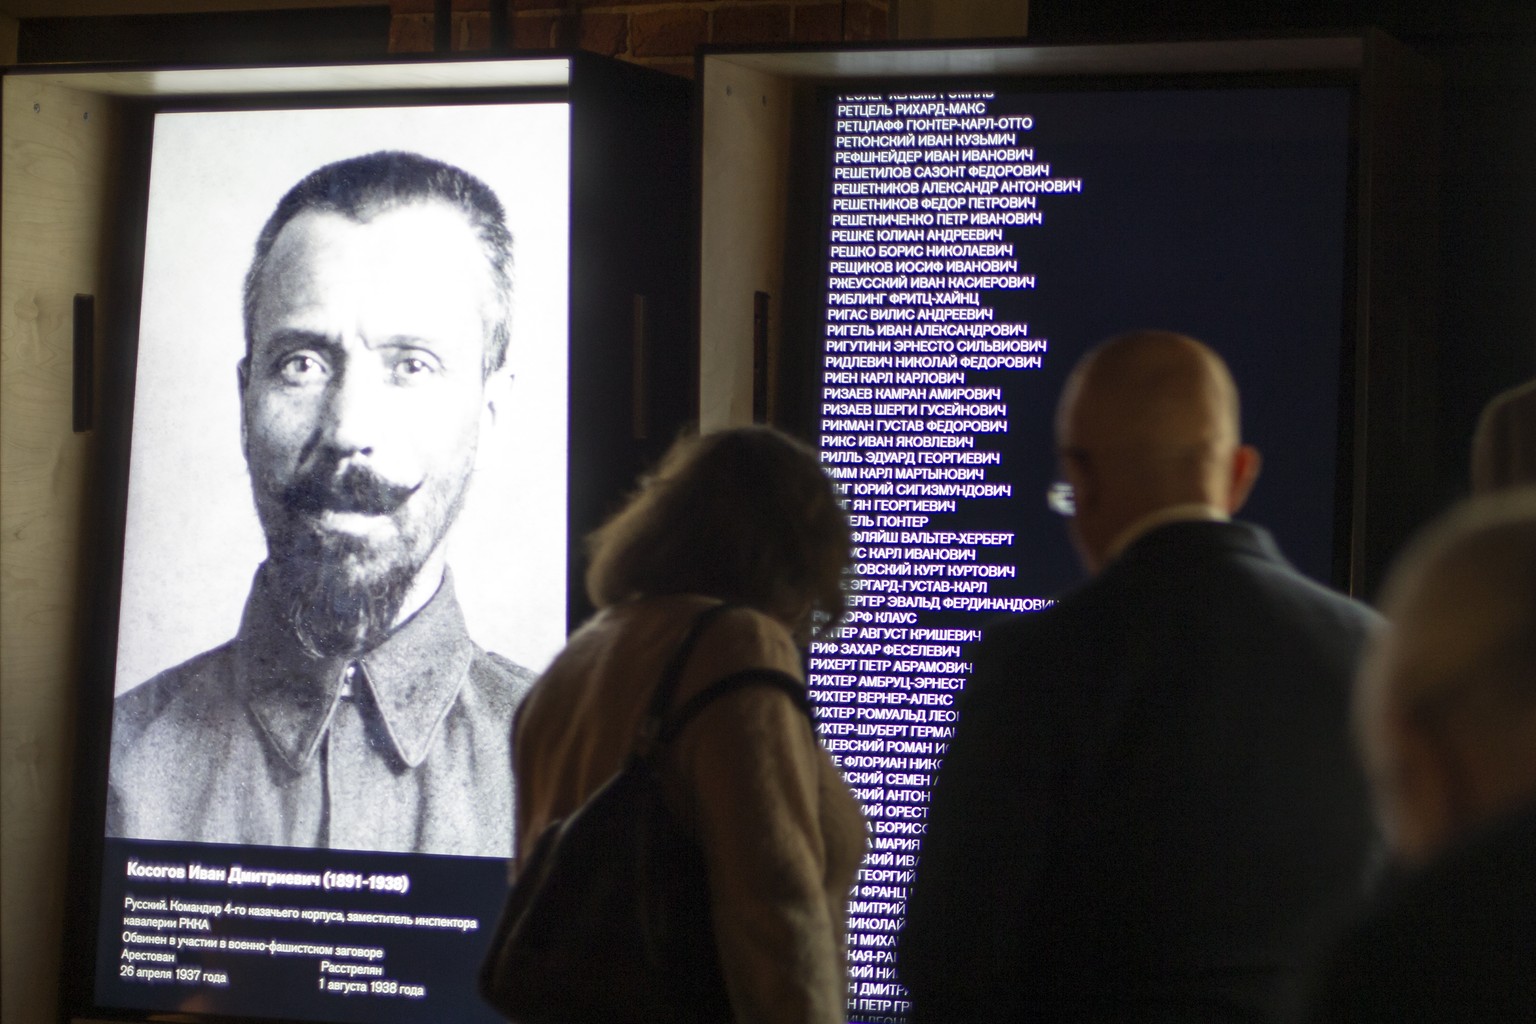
[[235, 565, 476, 773]]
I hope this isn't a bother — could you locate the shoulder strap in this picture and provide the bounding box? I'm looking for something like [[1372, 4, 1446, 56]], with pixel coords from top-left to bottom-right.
[[635, 602, 737, 754], [656, 668, 812, 747]]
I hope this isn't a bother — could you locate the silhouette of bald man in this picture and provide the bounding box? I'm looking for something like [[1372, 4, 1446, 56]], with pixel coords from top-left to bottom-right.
[[902, 331, 1380, 1023]]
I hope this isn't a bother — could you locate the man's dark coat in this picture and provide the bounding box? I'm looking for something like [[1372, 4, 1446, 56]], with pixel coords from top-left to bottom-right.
[[901, 520, 1380, 1023]]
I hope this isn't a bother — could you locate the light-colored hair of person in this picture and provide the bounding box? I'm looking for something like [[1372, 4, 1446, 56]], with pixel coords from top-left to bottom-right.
[[1470, 377, 1536, 494], [585, 426, 853, 632], [1376, 487, 1536, 732]]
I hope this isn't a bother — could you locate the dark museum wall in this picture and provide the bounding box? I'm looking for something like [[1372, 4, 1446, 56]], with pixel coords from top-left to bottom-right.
[[387, 0, 891, 76], [0, 1, 1530, 1022]]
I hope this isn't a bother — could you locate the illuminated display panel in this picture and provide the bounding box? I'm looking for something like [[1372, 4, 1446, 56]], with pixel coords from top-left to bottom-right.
[[94, 101, 569, 1024], [802, 83, 1355, 1023]]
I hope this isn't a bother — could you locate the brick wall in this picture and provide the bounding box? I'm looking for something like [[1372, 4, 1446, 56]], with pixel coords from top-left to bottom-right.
[[389, 0, 890, 75]]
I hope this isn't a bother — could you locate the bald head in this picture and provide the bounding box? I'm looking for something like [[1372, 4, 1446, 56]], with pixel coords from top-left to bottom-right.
[[1056, 331, 1261, 572], [1356, 489, 1536, 865]]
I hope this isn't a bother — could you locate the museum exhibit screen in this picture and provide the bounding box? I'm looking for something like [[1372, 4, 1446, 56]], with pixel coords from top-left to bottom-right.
[[801, 83, 1356, 1023], [91, 101, 569, 1023]]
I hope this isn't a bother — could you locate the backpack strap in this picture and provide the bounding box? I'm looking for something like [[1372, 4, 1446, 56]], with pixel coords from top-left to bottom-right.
[[634, 602, 738, 757], [656, 668, 812, 747]]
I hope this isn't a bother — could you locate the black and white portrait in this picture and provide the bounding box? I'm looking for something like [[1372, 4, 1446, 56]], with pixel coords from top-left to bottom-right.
[[105, 104, 569, 858]]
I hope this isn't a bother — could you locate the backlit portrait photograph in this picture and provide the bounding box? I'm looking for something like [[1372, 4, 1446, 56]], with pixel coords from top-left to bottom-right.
[[105, 103, 570, 859]]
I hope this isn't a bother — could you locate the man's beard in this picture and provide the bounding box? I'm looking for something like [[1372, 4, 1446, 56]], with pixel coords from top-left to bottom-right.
[[254, 459, 467, 659]]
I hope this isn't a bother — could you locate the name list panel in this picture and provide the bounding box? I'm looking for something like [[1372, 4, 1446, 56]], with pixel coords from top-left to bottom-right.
[[809, 86, 1354, 1024]]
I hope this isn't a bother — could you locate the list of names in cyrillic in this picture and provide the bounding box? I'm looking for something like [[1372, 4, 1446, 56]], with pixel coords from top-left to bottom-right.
[[810, 90, 1085, 1023]]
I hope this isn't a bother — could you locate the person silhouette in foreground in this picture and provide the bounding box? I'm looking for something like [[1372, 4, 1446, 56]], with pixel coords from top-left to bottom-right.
[[1310, 489, 1536, 1023], [902, 330, 1380, 1023]]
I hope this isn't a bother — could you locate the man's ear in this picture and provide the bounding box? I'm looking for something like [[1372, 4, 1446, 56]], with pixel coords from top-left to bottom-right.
[[481, 369, 512, 429], [1061, 448, 1095, 516], [1060, 449, 1106, 573], [1226, 443, 1262, 514], [237, 358, 250, 453]]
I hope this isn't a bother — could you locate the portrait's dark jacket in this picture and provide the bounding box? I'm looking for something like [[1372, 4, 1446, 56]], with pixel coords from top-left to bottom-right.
[[900, 520, 1381, 1023], [1308, 797, 1536, 1024], [108, 567, 533, 857]]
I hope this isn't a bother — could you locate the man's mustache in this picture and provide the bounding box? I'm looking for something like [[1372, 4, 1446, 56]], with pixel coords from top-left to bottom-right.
[[282, 462, 418, 518]]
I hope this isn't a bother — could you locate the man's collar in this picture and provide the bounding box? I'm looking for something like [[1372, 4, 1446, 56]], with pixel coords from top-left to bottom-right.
[[236, 566, 476, 772], [1104, 503, 1229, 566]]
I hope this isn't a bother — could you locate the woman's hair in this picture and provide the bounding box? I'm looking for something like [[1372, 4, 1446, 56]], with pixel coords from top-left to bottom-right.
[[585, 426, 852, 633]]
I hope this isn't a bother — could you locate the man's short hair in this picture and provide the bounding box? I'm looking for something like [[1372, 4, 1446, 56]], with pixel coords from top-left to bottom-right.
[[242, 150, 514, 375]]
